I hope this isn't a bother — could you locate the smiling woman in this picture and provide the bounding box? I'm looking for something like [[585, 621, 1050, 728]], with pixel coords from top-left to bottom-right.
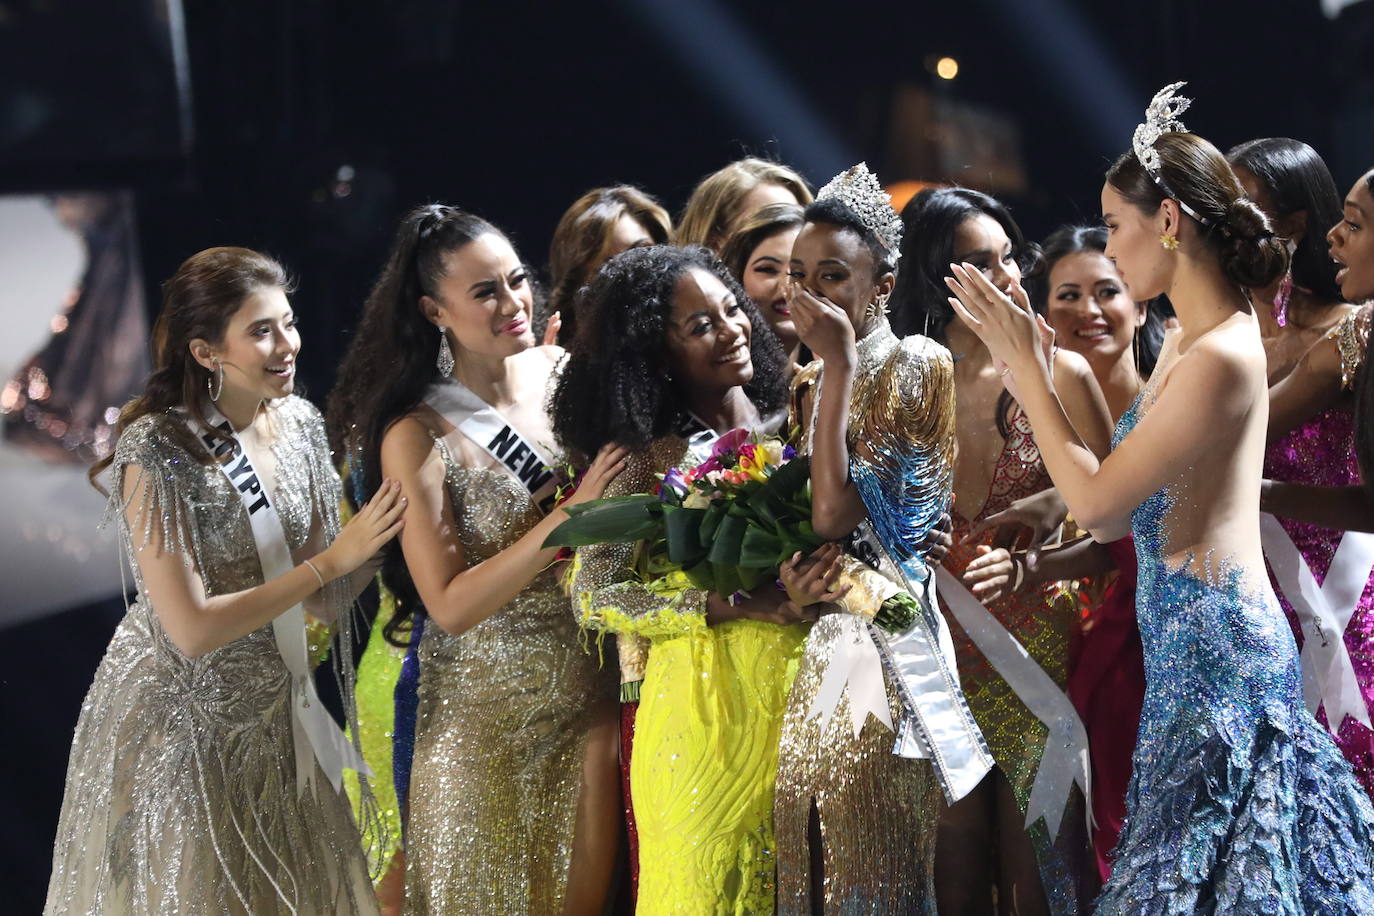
[[328, 205, 625, 915], [47, 247, 402, 915]]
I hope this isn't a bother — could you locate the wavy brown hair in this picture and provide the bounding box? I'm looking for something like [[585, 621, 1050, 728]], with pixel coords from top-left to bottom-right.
[[89, 247, 291, 490], [546, 186, 671, 345], [676, 157, 812, 253]]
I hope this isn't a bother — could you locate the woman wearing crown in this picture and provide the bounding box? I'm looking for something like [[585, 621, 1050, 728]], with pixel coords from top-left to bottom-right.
[[946, 83, 1374, 913], [772, 163, 991, 913]]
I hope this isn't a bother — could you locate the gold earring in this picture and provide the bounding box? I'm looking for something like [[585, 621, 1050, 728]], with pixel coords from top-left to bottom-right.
[[1159, 233, 1179, 251]]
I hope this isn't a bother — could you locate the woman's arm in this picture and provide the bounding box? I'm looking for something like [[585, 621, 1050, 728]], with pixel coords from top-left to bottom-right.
[[1267, 334, 1344, 442], [130, 467, 405, 658], [947, 264, 1252, 540], [382, 415, 625, 636], [1051, 348, 1114, 461], [962, 534, 1118, 603], [1261, 480, 1374, 533]]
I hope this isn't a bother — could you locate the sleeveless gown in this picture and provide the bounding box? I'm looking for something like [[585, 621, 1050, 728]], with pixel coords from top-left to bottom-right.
[[1096, 381, 1374, 914], [402, 432, 617, 913]]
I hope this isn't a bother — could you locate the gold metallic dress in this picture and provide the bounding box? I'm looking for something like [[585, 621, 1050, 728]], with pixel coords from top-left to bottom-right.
[[44, 396, 379, 916], [774, 322, 957, 915], [403, 434, 617, 914]]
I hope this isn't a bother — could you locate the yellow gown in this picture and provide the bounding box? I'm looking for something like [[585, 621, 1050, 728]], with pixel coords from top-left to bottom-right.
[[571, 436, 808, 915]]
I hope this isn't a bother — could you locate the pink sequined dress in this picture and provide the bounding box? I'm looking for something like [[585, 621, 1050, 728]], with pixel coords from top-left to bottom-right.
[[1265, 305, 1374, 801]]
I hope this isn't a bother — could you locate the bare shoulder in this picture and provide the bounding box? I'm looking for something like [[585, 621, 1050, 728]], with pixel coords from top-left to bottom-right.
[[380, 411, 442, 474], [1050, 346, 1096, 388]]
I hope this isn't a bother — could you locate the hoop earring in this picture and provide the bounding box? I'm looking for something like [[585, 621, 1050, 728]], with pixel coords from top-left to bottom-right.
[[1159, 233, 1179, 251], [207, 359, 223, 401], [436, 326, 455, 377]]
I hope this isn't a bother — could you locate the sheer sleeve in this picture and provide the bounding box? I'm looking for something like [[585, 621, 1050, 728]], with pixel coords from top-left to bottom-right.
[[106, 415, 207, 575], [569, 439, 708, 640]]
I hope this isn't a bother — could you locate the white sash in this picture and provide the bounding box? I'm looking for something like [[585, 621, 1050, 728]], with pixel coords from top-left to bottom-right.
[[424, 379, 561, 509], [189, 407, 368, 797], [1261, 512, 1374, 733], [936, 567, 1093, 840]]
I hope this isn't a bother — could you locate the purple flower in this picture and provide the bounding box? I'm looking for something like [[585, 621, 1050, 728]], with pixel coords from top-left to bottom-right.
[[660, 466, 689, 501], [782, 444, 797, 461]]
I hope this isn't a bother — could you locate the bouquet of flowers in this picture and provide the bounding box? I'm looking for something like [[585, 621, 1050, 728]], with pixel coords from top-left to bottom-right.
[[544, 429, 825, 598]]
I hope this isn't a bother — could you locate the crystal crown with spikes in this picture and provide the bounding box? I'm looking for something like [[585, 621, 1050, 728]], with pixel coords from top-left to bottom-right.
[[816, 162, 904, 263]]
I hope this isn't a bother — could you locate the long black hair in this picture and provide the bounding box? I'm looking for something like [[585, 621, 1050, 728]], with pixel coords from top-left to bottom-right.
[[891, 187, 1040, 342], [1031, 224, 1168, 378], [1227, 137, 1344, 303], [551, 245, 789, 462], [326, 203, 510, 643], [891, 187, 1039, 436]]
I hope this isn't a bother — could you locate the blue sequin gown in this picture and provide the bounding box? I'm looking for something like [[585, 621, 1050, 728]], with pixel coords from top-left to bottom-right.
[[1097, 392, 1374, 914]]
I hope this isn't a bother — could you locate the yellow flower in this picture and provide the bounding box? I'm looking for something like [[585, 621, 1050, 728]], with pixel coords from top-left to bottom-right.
[[739, 446, 771, 483]]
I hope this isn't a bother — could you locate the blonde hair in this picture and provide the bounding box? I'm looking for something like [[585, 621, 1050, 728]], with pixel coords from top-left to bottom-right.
[[547, 186, 672, 342], [676, 157, 812, 252]]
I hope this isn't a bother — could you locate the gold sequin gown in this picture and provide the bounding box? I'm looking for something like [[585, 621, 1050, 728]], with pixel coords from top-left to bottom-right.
[[44, 396, 379, 916], [774, 321, 957, 915], [571, 437, 809, 915], [403, 433, 617, 914]]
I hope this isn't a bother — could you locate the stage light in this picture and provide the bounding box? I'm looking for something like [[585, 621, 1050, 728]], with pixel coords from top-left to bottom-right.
[[936, 57, 959, 80]]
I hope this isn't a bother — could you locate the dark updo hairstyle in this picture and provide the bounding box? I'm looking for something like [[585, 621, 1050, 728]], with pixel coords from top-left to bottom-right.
[[890, 187, 1041, 342], [719, 201, 806, 284], [90, 246, 291, 489], [1031, 224, 1168, 377], [1106, 132, 1289, 291], [1226, 138, 1344, 303], [546, 186, 673, 345], [551, 245, 789, 463], [326, 204, 510, 641], [800, 197, 898, 278]]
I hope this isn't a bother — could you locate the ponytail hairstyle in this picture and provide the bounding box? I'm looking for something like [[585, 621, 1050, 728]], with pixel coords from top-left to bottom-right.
[[325, 204, 507, 643], [90, 247, 291, 490], [1226, 138, 1344, 303], [1106, 132, 1290, 291]]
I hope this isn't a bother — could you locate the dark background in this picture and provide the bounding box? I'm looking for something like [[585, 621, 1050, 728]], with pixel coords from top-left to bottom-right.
[[3, 0, 1372, 909]]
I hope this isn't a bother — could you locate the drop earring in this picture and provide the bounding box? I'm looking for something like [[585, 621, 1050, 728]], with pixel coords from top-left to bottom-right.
[[206, 359, 223, 401], [436, 327, 454, 377]]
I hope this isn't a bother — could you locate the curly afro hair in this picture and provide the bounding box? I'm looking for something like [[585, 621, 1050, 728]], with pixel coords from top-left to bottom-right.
[[551, 244, 790, 462]]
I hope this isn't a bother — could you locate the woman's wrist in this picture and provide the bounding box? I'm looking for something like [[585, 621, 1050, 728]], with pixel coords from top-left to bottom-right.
[[309, 551, 340, 584]]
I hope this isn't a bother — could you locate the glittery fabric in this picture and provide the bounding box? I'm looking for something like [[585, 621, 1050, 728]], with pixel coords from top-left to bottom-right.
[[571, 437, 808, 914], [1265, 331, 1374, 804], [1096, 382, 1374, 914], [45, 397, 379, 915], [1066, 536, 1144, 883], [774, 322, 954, 915], [345, 584, 406, 880], [1333, 303, 1373, 391], [404, 436, 616, 914], [946, 400, 1090, 912]]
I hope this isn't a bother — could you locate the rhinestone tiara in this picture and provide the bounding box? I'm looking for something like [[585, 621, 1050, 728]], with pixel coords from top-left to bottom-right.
[[816, 162, 903, 263], [1130, 81, 1211, 226]]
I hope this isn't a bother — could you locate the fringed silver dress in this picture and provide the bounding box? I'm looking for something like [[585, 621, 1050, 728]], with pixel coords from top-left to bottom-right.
[[44, 396, 380, 915]]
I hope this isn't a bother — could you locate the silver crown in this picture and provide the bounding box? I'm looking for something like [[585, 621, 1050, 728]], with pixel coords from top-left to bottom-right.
[[1132, 82, 1192, 180], [816, 162, 903, 263]]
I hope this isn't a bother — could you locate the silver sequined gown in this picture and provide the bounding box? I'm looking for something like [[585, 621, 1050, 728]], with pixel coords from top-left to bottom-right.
[[403, 434, 617, 914], [44, 396, 379, 916]]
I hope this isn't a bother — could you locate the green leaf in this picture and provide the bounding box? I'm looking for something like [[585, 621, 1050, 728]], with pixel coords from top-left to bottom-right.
[[708, 514, 748, 566], [738, 526, 784, 567], [542, 496, 663, 548], [662, 506, 709, 565]]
